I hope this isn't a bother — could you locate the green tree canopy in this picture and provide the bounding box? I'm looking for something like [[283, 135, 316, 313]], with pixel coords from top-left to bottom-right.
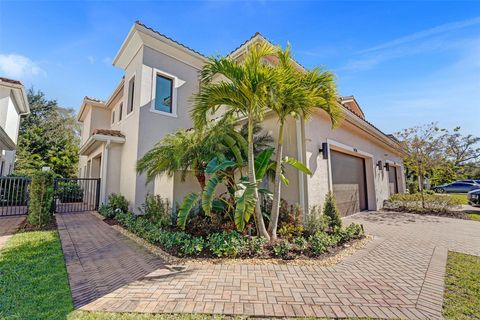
[[15, 89, 80, 177]]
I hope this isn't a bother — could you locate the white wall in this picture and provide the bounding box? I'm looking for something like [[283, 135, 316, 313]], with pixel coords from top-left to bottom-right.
[[304, 110, 404, 212]]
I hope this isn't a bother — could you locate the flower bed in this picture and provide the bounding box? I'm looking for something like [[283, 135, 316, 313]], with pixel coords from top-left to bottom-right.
[[112, 211, 364, 259]]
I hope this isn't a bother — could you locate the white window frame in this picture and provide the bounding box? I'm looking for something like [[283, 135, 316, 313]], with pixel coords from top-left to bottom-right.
[[150, 68, 184, 118], [127, 73, 136, 115]]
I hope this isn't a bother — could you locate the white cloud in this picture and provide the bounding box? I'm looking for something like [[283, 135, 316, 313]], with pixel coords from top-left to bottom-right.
[[342, 16, 480, 72], [0, 53, 45, 79], [87, 56, 95, 64], [102, 57, 112, 65], [360, 16, 480, 54]]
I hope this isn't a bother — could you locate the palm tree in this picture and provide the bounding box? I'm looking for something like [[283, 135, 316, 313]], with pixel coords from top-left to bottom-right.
[[136, 121, 231, 190], [192, 43, 275, 239], [267, 45, 343, 239]]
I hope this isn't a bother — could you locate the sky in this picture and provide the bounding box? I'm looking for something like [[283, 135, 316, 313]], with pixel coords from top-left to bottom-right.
[[0, 0, 479, 136]]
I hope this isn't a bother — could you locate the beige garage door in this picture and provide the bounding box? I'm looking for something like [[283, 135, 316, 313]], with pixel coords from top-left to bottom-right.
[[388, 166, 399, 195], [331, 150, 368, 217]]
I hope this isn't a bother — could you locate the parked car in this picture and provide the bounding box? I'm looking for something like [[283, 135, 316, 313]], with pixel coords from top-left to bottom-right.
[[468, 189, 480, 206], [433, 182, 480, 193], [458, 179, 480, 185]]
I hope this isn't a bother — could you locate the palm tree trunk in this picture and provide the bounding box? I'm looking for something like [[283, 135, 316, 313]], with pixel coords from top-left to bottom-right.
[[194, 169, 206, 190], [247, 117, 270, 239], [268, 121, 284, 240]]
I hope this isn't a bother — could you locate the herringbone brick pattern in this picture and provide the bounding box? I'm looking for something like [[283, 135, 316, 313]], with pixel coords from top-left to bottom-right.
[[56, 213, 167, 308], [60, 211, 480, 319], [0, 216, 24, 250]]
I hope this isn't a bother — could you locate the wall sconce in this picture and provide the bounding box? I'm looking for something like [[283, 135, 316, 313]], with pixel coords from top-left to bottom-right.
[[384, 162, 390, 171], [376, 160, 383, 170], [318, 142, 328, 159]]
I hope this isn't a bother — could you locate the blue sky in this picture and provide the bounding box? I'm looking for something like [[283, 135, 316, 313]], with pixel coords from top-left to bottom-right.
[[0, 1, 479, 136]]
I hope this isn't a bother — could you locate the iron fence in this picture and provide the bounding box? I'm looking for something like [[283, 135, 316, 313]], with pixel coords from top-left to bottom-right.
[[0, 176, 31, 216]]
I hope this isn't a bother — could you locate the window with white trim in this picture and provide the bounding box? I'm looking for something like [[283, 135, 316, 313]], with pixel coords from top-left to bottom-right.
[[119, 102, 123, 121], [154, 74, 173, 113], [127, 76, 135, 114]]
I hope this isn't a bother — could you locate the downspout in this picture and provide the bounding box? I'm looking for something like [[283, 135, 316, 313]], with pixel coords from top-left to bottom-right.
[[295, 119, 306, 218], [100, 140, 111, 204]]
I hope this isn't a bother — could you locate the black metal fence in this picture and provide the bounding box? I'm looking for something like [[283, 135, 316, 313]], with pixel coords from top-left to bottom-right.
[[0, 176, 31, 216], [53, 178, 100, 213], [0, 176, 101, 216]]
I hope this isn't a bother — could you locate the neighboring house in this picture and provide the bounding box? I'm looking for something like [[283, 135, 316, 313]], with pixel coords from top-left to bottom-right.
[[0, 77, 30, 176], [78, 21, 405, 217]]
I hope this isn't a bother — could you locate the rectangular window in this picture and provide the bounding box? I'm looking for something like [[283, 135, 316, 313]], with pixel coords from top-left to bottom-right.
[[119, 102, 123, 121], [112, 110, 115, 124], [154, 74, 173, 113], [127, 76, 135, 114]]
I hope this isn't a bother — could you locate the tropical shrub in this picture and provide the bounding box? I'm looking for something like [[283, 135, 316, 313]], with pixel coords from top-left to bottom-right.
[[27, 171, 54, 226], [56, 181, 84, 203], [272, 240, 292, 258], [139, 194, 171, 227], [309, 231, 336, 255], [323, 192, 342, 232], [304, 205, 329, 235], [278, 223, 304, 240], [293, 236, 308, 252], [244, 236, 267, 256], [207, 231, 246, 258], [98, 204, 115, 219], [108, 193, 129, 213], [336, 223, 364, 244], [181, 237, 206, 256], [384, 193, 462, 214]]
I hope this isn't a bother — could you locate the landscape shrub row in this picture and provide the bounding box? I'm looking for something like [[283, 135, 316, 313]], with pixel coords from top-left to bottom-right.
[[101, 194, 365, 259], [383, 193, 463, 214]]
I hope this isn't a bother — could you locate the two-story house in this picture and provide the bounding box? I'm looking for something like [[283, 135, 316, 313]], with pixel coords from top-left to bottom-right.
[[78, 21, 405, 216], [0, 77, 30, 176]]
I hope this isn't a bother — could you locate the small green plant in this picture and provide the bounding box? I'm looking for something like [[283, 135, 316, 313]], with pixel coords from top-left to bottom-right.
[[335, 223, 364, 243], [305, 205, 329, 235], [293, 236, 308, 252], [278, 223, 304, 240], [272, 239, 292, 258], [323, 192, 342, 232], [207, 231, 245, 257], [181, 237, 205, 255], [309, 231, 336, 255], [245, 236, 267, 256], [108, 193, 128, 213], [98, 204, 115, 219], [138, 194, 171, 227], [27, 171, 54, 227]]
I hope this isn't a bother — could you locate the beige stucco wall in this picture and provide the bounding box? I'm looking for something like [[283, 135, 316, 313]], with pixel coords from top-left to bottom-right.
[[304, 110, 404, 213], [135, 46, 201, 212]]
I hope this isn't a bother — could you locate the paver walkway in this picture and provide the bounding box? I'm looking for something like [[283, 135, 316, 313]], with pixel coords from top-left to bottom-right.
[[58, 211, 480, 319], [0, 216, 24, 250]]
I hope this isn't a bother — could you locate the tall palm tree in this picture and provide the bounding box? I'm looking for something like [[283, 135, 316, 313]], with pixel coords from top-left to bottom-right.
[[267, 45, 343, 239], [192, 43, 275, 239]]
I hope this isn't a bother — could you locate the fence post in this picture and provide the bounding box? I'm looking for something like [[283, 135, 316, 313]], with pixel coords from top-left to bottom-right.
[[95, 179, 101, 210]]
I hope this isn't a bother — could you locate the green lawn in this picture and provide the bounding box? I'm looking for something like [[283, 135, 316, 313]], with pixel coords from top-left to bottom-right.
[[449, 194, 468, 205], [0, 230, 74, 320], [465, 212, 480, 221], [443, 251, 480, 319]]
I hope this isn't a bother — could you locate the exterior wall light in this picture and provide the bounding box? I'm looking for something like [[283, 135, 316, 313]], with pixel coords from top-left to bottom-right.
[[376, 160, 383, 170], [384, 162, 390, 171], [318, 142, 328, 159]]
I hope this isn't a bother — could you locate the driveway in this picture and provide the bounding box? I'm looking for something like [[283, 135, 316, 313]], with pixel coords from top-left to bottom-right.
[[58, 211, 480, 319]]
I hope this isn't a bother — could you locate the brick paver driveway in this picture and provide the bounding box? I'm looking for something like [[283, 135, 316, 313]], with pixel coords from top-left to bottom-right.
[[59, 212, 480, 319], [0, 216, 24, 250]]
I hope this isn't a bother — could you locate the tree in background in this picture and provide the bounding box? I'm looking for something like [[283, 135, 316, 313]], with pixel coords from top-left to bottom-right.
[[396, 123, 446, 208], [15, 89, 80, 177]]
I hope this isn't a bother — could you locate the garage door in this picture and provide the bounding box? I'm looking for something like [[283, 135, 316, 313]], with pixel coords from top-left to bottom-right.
[[388, 166, 398, 195], [331, 150, 368, 216]]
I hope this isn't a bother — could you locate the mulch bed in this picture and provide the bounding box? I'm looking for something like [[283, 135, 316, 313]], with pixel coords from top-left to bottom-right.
[[17, 217, 57, 232]]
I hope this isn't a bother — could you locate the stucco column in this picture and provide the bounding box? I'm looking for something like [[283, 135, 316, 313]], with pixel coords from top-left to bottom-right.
[[100, 140, 110, 204]]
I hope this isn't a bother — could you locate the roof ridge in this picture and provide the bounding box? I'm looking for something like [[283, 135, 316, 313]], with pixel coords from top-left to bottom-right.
[[135, 20, 206, 58], [84, 96, 105, 103], [0, 77, 22, 85]]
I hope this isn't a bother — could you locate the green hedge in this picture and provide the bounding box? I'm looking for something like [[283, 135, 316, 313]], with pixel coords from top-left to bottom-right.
[[27, 171, 54, 227]]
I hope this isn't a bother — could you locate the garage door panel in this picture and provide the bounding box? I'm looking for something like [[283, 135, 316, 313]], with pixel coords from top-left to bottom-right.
[[331, 150, 367, 217]]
